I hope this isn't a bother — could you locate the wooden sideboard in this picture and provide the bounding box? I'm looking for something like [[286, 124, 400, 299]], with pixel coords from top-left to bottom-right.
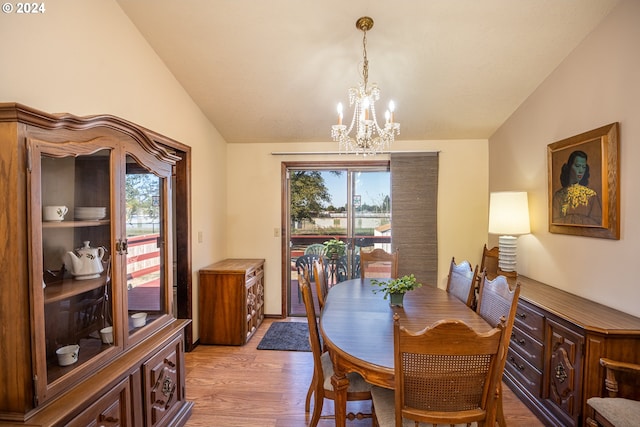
[[504, 275, 640, 427], [199, 259, 265, 345]]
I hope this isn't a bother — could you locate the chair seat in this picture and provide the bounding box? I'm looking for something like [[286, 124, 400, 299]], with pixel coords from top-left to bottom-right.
[[371, 386, 479, 427], [587, 397, 640, 427], [321, 352, 371, 393]]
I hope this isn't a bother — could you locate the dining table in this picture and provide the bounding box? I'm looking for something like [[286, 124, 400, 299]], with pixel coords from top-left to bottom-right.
[[319, 278, 493, 427]]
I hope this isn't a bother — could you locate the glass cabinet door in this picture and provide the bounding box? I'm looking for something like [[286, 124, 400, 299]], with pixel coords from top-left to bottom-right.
[[36, 147, 115, 395], [124, 154, 169, 338]]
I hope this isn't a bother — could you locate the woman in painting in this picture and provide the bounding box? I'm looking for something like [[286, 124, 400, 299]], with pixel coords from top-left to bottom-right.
[[552, 150, 602, 225]]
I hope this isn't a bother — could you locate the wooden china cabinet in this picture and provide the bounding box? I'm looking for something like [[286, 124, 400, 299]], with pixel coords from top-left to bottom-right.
[[0, 103, 193, 426]]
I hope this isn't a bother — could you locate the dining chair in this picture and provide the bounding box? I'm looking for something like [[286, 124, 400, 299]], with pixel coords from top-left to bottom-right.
[[480, 244, 518, 285], [299, 268, 372, 426], [480, 244, 500, 280], [476, 273, 521, 427], [360, 248, 399, 279], [295, 254, 319, 302], [446, 257, 478, 308], [312, 256, 329, 311], [586, 357, 640, 427], [370, 314, 506, 427]]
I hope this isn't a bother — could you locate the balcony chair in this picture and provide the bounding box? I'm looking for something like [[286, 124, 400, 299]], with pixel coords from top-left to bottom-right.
[[360, 248, 399, 279], [446, 257, 478, 309], [299, 268, 372, 426], [370, 314, 506, 427]]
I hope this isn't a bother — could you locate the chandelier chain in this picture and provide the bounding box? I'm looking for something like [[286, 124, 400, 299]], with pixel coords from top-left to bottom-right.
[[361, 29, 369, 92]]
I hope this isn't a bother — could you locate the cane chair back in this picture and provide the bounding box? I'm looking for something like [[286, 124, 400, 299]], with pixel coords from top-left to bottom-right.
[[476, 273, 521, 427], [299, 269, 371, 426], [446, 257, 478, 308], [313, 256, 329, 311], [360, 248, 399, 279], [371, 315, 505, 427]]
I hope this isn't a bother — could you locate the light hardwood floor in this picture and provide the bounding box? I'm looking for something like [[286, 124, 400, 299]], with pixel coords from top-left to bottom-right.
[[184, 318, 544, 427]]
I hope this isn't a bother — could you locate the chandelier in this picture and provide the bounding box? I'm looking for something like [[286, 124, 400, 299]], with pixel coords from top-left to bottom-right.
[[331, 16, 400, 156]]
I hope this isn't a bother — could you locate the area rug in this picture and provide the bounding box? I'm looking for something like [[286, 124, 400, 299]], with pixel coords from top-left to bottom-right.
[[256, 321, 311, 352]]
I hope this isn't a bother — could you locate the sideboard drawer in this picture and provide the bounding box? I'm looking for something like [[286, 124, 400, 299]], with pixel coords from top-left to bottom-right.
[[510, 324, 544, 371], [514, 300, 545, 342], [505, 347, 542, 397]]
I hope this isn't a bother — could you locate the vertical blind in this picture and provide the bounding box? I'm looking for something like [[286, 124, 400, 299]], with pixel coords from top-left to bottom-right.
[[391, 152, 439, 285]]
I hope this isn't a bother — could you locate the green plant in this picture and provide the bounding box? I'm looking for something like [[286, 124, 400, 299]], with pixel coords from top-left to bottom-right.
[[323, 238, 346, 258], [371, 274, 422, 299]]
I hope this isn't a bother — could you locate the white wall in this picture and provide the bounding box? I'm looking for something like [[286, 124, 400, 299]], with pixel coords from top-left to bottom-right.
[[227, 139, 489, 315], [489, 0, 640, 316], [0, 0, 228, 341]]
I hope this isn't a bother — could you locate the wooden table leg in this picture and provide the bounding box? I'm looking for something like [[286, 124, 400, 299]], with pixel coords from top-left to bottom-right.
[[330, 365, 350, 427]]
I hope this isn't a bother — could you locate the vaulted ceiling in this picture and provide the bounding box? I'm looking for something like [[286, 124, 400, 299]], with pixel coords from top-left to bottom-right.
[[117, 0, 618, 144]]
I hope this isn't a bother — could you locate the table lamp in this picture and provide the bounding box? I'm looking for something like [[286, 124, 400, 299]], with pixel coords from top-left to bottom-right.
[[488, 191, 530, 272]]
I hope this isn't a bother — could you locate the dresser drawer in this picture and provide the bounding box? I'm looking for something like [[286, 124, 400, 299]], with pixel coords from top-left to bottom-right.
[[510, 324, 544, 371], [66, 377, 131, 427], [505, 347, 542, 397], [514, 299, 545, 342]]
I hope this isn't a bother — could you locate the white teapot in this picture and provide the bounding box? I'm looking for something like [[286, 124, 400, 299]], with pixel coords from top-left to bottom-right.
[[65, 241, 105, 280]]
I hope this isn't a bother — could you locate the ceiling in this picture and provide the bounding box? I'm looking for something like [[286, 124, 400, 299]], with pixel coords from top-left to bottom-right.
[[117, 0, 618, 144]]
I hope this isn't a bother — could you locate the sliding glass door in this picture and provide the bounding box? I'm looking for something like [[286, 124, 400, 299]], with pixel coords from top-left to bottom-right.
[[286, 164, 390, 316]]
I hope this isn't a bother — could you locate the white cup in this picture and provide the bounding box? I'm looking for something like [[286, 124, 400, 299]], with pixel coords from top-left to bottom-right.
[[100, 326, 113, 344], [56, 344, 79, 366], [131, 312, 147, 327], [43, 205, 68, 221]]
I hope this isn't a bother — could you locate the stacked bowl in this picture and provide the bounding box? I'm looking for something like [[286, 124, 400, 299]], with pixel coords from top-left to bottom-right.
[[75, 206, 107, 221]]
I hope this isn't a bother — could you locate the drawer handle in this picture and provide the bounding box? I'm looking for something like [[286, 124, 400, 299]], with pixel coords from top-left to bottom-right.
[[510, 333, 526, 346], [517, 312, 527, 319], [509, 356, 525, 371]]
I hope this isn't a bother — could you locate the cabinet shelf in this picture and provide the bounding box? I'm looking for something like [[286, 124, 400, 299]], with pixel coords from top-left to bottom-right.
[[44, 275, 108, 304], [42, 219, 110, 228]]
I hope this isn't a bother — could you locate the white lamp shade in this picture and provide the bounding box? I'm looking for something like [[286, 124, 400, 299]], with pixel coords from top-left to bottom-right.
[[488, 192, 531, 236]]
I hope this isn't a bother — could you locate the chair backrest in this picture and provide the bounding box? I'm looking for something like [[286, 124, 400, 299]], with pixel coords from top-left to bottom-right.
[[393, 315, 505, 426], [298, 269, 325, 384], [360, 248, 399, 279], [476, 274, 520, 332], [313, 256, 329, 310], [480, 244, 500, 280], [446, 257, 478, 308], [476, 273, 521, 392], [305, 243, 326, 256], [295, 254, 319, 280]]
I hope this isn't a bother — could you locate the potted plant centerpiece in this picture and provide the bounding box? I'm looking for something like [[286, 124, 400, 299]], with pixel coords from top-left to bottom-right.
[[371, 274, 422, 307], [323, 238, 347, 260]]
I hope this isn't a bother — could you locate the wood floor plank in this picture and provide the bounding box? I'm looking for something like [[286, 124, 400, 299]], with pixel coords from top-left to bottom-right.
[[185, 318, 544, 426]]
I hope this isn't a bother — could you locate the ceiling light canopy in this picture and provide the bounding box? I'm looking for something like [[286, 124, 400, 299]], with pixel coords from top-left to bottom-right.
[[331, 16, 400, 156]]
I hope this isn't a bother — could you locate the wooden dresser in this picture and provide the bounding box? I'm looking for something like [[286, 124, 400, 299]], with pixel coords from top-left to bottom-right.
[[504, 275, 640, 427], [199, 259, 265, 345]]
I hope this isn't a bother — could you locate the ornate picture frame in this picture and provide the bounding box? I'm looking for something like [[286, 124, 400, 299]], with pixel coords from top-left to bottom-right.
[[547, 122, 619, 239]]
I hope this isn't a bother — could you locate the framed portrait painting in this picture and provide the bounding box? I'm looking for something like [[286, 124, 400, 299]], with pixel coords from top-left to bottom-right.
[[547, 122, 619, 239]]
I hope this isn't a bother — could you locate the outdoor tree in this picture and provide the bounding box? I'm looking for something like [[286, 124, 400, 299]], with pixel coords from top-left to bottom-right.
[[290, 171, 336, 227], [125, 173, 160, 226]]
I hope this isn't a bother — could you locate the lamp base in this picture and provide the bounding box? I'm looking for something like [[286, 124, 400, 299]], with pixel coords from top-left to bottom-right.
[[498, 235, 517, 272]]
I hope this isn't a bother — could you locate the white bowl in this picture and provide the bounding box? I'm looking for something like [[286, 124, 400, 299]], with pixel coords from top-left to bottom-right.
[[131, 312, 147, 328], [100, 326, 113, 344], [74, 206, 107, 220], [56, 344, 80, 366]]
